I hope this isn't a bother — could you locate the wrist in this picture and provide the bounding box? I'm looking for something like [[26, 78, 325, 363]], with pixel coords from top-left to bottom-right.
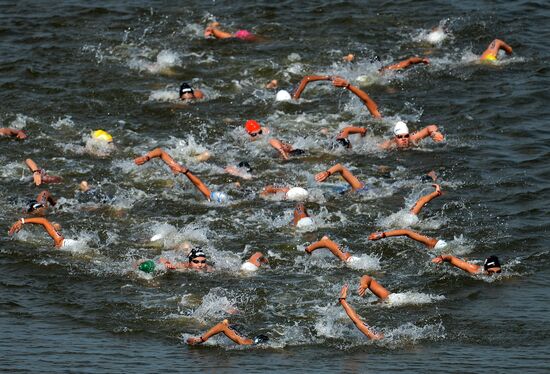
[[326, 170, 332, 176], [20, 218, 25, 224], [381, 232, 386, 238]]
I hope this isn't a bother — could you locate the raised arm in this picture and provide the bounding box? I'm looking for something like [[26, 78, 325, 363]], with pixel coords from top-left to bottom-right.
[[368, 229, 438, 249], [181, 169, 212, 201], [358, 275, 391, 299], [134, 148, 182, 174], [315, 163, 364, 191], [25, 158, 43, 186], [246, 252, 269, 267], [432, 254, 481, 274], [292, 75, 332, 99], [187, 319, 253, 345], [332, 77, 381, 118], [410, 125, 444, 143], [339, 284, 383, 340], [9, 217, 64, 248], [305, 235, 351, 262], [380, 57, 429, 72], [410, 184, 442, 215], [0, 128, 27, 139], [204, 22, 233, 39], [268, 138, 294, 160], [337, 126, 367, 139], [481, 39, 513, 60], [36, 190, 57, 206]]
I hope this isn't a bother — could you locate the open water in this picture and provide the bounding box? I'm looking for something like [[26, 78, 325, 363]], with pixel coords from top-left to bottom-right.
[[1, 1, 549, 373]]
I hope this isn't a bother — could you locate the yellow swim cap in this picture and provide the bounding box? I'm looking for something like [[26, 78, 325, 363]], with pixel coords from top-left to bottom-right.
[[91, 129, 113, 142], [482, 54, 497, 62]]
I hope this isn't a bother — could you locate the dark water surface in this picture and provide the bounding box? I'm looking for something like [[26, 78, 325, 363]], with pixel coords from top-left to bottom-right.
[[1, 0, 549, 372]]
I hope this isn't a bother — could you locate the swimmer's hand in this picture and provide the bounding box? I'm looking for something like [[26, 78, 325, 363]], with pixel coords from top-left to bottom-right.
[[134, 155, 150, 165], [315, 171, 331, 182], [339, 284, 348, 301], [358, 275, 372, 297], [8, 221, 23, 235], [433, 184, 442, 196], [332, 77, 350, 88], [431, 131, 444, 142], [368, 232, 385, 241], [431, 255, 444, 264], [186, 336, 204, 345], [16, 130, 27, 140], [421, 58, 430, 64]]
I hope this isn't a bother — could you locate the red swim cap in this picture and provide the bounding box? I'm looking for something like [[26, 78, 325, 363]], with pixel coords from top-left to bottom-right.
[[245, 120, 261, 134]]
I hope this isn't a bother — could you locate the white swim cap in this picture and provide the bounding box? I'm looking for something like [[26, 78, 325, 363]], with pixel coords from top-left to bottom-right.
[[61, 239, 78, 248], [346, 255, 360, 264], [275, 90, 292, 101], [434, 239, 447, 250], [427, 30, 445, 44], [393, 121, 409, 136], [296, 216, 314, 228], [210, 191, 228, 203], [285, 187, 309, 201], [150, 234, 163, 242], [240, 261, 259, 272]]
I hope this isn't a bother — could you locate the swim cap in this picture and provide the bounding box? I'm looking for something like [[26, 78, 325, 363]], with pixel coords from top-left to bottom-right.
[[60, 239, 78, 248], [179, 82, 194, 97], [393, 121, 409, 136], [240, 261, 259, 272], [26, 199, 45, 213], [138, 260, 156, 273], [149, 233, 163, 242], [92, 129, 113, 143], [434, 239, 447, 250], [234, 29, 253, 40], [188, 248, 206, 261], [483, 54, 497, 62], [245, 119, 261, 134], [252, 334, 269, 345], [286, 187, 309, 201], [483, 255, 501, 271], [288, 149, 305, 156], [296, 216, 314, 228], [336, 137, 351, 148], [346, 255, 360, 264], [275, 90, 292, 101], [237, 161, 253, 173], [210, 191, 228, 203]]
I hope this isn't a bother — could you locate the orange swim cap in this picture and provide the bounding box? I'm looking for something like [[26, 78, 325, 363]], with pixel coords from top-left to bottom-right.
[[245, 120, 261, 134]]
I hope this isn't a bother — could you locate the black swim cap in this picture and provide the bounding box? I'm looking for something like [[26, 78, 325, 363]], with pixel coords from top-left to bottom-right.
[[336, 138, 351, 148], [237, 161, 252, 173], [288, 149, 305, 156], [252, 334, 269, 345], [483, 255, 501, 271], [179, 82, 194, 97], [26, 199, 44, 213], [188, 247, 206, 261]]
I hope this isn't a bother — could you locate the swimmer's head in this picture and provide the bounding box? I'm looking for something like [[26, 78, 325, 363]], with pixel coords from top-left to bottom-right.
[[138, 260, 156, 274], [237, 161, 253, 173], [26, 200, 45, 214], [296, 216, 314, 228], [286, 187, 309, 201], [252, 334, 269, 345], [210, 191, 228, 203], [393, 121, 410, 148], [188, 248, 208, 269], [245, 119, 262, 137], [275, 90, 292, 102], [336, 137, 351, 149], [179, 82, 194, 100], [483, 255, 501, 274], [91, 129, 113, 143]]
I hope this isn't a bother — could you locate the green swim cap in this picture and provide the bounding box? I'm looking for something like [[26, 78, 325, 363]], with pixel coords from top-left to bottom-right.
[[138, 260, 156, 273]]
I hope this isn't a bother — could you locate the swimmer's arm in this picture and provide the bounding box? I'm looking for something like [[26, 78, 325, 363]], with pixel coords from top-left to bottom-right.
[[305, 235, 350, 262], [205, 25, 233, 39], [36, 190, 57, 206], [0, 128, 27, 139], [337, 126, 367, 139], [410, 125, 444, 143], [410, 184, 442, 215], [380, 57, 429, 72], [187, 319, 253, 345], [268, 138, 292, 160], [247, 252, 268, 267], [181, 169, 212, 201], [134, 148, 162, 165], [496, 39, 513, 54], [432, 255, 481, 274], [25, 158, 42, 186], [368, 229, 438, 249], [332, 78, 382, 118], [192, 89, 205, 99], [358, 275, 391, 299], [315, 163, 364, 190], [339, 285, 383, 340], [9, 217, 64, 248], [292, 75, 332, 99], [260, 185, 290, 196]]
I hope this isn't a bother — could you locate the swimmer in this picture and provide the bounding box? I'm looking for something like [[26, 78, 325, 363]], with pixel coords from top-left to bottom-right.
[[134, 148, 215, 202], [179, 82, 204, 101], [293, 202, 314, 228], [240, 251, 269, 272], [338, 284, 384, 340], [25, 190, 57, 216], [379, 57, 430, 73], [0, 127, 27, 139], [25, 158, 62, 186], [305, 235, 358, 263], [315, 163, 366, 192], [380, 121, 444, 150], [334, 126, 368, 149], [480, 39, 512, 62], [87, 130, 116, 157], [261, 185, 309, 201], [8, 217, 70, 248], [204, 22, 256, 41], [432, 254, 502, 275], [186, 319, 268, 346], [358, 275, 391, 300], [368, 229, 447, 250], [244, 120, 304, 160], [225, 161, 253, 180], [139, 248, 215, 273]]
